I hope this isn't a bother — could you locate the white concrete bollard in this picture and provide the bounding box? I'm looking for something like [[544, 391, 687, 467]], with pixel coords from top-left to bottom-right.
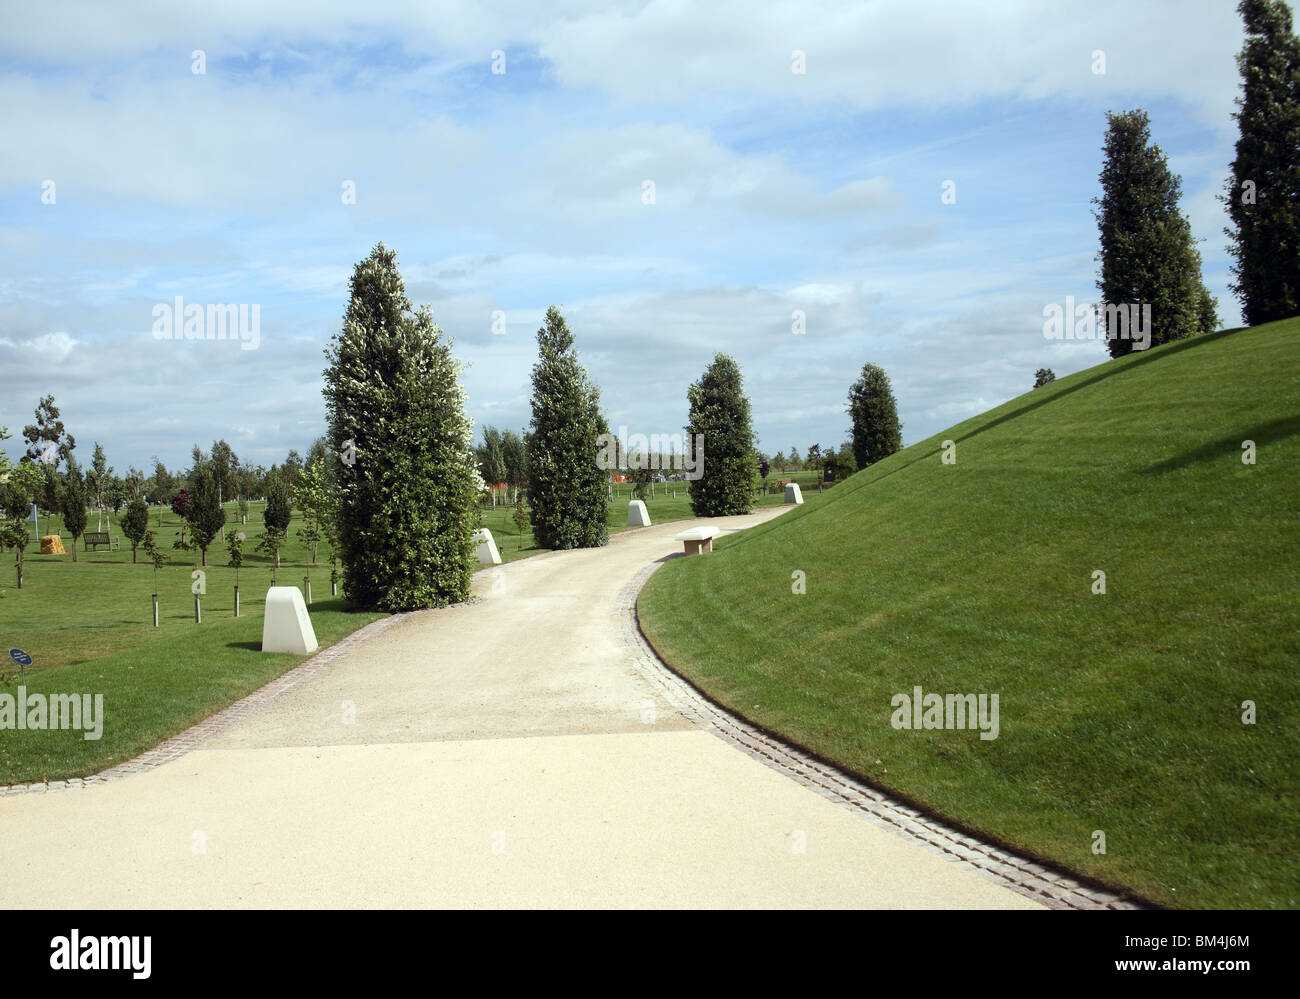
[[784, 482, 804, 505], [474, 527, 502, 565], [627, 500, 652, 527], [262, 586, 319, 655]]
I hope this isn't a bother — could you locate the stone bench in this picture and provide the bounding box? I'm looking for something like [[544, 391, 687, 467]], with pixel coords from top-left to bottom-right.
[[675, 526, 720, 555]]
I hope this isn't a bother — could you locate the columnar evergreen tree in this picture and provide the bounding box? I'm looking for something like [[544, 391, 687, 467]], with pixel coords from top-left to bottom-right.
[[525, 306, 609, 549], [262, 476, 291, 534], [685, 353, 756, 517], [323, 243, 480, 610], [1094, 109, 1218, 357], [847, 363, 903, 469], [61, 458, 87, 563], [187, 463, 226, 567], [121, 496, 149, 563], [1224, 0, 1300, 326]]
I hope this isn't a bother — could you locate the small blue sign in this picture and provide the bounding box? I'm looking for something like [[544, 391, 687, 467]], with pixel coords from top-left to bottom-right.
[[8, 649, 32, 668]]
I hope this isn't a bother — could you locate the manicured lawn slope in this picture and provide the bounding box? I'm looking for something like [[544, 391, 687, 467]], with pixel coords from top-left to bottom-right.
[[638, 319, 1300, 909]]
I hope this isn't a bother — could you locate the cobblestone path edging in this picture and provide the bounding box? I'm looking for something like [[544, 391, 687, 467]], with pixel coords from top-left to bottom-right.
[[619, 560, 1145, 911]]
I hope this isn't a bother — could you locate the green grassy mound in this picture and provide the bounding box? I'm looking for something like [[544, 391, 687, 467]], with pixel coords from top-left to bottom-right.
[[638, 319, 1300, 909]]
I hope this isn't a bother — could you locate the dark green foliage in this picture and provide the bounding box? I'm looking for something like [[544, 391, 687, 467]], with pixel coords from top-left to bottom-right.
[[1034, 368, 1057, 388], [847, 363, 903, 468], [262, 476, 291, 533], [686, 353, 756, 517], [187, 463, 227, 566], [822, 449, 855, 483], [121, 496, 149, 563], [1224, 0, 1300, 325], [525, 306, 609, 549], [1094, 109, 1218, 357], [61, 459, 87, 560], [322, 243, 480, 610]]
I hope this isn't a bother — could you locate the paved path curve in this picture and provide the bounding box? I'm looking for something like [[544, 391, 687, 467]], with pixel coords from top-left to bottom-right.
[[0, 510, 1062, 908]]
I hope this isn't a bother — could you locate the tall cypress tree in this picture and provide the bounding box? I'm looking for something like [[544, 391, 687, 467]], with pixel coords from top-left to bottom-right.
[[1094, 109, 1218, 358], [525, 306, 609, 550], [323, 243, 480, 610], [686, 354, 756, 517], [1224, 0, 1300, 326], [847, 363, 903, 469]]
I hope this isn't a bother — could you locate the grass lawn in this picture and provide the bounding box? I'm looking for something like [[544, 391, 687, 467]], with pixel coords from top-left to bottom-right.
[[638, 318, 1300, 909], [0, 503, 385, 784]]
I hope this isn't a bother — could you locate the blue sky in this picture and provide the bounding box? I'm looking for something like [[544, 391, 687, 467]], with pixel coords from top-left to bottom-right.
[[0, 0, 1250, 474]]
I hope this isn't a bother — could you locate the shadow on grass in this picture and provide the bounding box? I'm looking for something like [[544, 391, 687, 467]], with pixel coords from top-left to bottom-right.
[[1140, 414, 1300, 475], [225, 641, 262, 652]]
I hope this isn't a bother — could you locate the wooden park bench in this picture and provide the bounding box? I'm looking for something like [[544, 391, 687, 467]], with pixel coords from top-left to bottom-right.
[[83, 531, 119, 552], [675, 526, 720, 555]]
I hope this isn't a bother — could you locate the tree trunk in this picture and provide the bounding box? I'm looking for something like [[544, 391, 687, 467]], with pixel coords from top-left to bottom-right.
[[132, 546, 138, 564], [72, 540, 78, 563]]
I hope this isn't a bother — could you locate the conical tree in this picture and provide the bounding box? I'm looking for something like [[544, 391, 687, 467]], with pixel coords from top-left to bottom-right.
[[686, 354, 756, 517], [847, 363, 902, 469], [1223, 0, 1300, 326], [121, 496, 149, 563], [262, 475, 291, 534], [323, 243, 480, 610], [61, 457, 87, 563], [1094, 109, 1218, 358], [187, 462, 227, 567], [525, 306, 609, 549]]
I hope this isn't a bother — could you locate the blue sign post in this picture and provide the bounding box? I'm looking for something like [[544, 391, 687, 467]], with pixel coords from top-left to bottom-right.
[[8, 648, 32, 685]]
